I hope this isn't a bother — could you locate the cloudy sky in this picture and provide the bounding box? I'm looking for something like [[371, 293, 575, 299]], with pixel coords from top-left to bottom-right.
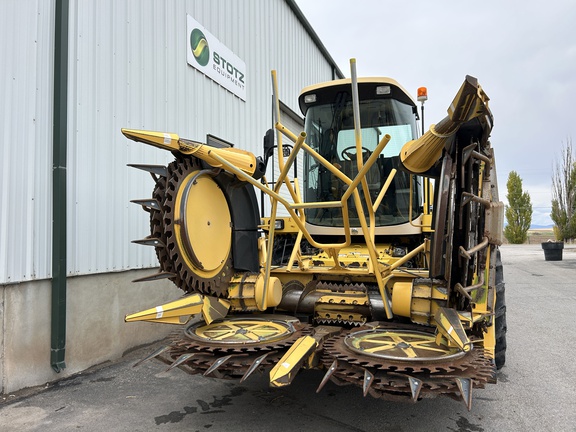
[[295, 0, 576, 226]]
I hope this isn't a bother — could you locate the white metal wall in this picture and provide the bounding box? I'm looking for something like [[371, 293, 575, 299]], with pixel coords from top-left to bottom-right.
[[264, 107, 306, 217], [0, 0, 55, 283], [0, 0, 338, 282]]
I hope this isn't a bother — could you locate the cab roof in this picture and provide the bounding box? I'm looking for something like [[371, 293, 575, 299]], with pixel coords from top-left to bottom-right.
[[298, 77, 416, 115]]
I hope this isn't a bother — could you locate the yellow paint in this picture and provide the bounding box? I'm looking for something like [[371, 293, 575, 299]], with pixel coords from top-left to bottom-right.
[[391, 281, 413, 317], [269, 336, 317, 387], [174, 173, 231, 278], [122, 128, 258, 177], [348, 330, 461, 359], [194, 319, 292, 343], [124, 293, 204, 324], [201, 297, 230, 324], [178, 140, 259, 177], [121, 128, 180, 151], [434, 308, 471, 352], [300, 77, 416, 106], [227, 273, 282, 312], [400, 77, 491, 174], [400, 126, 447, 174]]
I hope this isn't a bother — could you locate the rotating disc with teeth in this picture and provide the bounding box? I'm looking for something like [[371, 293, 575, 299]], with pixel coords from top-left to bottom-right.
[[161, 315, 312, 378], [164, 156, 233, 297], [140, 156, 234, 296], [149, 170, 185, 289], [321, 322, 494, 403]]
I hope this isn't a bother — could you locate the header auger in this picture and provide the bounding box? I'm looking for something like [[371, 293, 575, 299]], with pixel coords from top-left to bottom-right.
[[123, 59, 505, 410]]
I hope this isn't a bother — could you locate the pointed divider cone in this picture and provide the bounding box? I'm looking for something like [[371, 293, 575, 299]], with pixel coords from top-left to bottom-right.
[[133, 345, 171, 368], [124, 293, 204, 324], [121, 129, 180, 152], [362, 369, 375, 397], [165, 353, 195, 372], [434, 307, 471, 352], [455, 377, 473, 411], [316, 360, 338, 394], [269, 336, 317, 387], [240, 351, 276, 383]]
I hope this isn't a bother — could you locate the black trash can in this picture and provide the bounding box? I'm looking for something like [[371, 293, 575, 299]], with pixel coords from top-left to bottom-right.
[[541, 241, 564, 261]]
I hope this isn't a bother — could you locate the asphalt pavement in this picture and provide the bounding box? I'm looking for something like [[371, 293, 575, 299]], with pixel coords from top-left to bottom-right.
[[2, 243, 576, 432]]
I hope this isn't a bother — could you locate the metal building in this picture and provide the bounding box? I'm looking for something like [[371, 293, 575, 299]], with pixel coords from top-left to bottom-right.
[[0, 0, 342, 394]]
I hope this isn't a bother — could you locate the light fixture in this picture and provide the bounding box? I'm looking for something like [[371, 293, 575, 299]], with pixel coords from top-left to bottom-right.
[[376, 85, 391, 95], [304, 94, 317, 103]]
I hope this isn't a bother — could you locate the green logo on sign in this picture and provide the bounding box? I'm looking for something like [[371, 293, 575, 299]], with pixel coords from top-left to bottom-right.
[[190, 28, 210, 66]]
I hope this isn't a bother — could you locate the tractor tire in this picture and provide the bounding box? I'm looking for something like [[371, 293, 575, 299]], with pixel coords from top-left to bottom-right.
[[494, 248, 507, 369]]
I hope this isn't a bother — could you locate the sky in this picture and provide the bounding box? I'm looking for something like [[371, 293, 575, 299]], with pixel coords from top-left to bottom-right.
[[295, 0, 576, 226]]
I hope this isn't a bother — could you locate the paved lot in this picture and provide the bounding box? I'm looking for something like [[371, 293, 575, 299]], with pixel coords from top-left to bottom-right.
[[2, 244, 576, 431]]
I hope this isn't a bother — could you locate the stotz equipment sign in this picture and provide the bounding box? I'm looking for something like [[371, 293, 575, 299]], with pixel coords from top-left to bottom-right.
[[187, 15, 246, 101]]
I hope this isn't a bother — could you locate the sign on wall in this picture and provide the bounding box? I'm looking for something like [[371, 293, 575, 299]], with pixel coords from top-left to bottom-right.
[[187, 15, 247, 101]]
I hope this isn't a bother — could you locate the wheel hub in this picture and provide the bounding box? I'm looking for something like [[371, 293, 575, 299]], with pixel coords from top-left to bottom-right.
[[175, 173, 231, 273], [186, 317, 297, 346], [343, 329, 466, 362]]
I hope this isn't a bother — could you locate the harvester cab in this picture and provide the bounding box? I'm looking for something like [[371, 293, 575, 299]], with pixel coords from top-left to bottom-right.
[[297, 78, 423, 236], [122, 60, 505, 410]]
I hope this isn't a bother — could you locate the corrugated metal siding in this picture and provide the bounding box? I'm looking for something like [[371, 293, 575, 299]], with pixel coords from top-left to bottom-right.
[[265, 108, 305, 218], [67, 0, 176, 274], [0, 0, 54, 283], [1, 0, 337, 282]]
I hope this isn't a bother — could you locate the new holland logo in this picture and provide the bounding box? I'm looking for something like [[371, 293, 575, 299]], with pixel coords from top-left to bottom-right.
[[190, 28, 209, 67]]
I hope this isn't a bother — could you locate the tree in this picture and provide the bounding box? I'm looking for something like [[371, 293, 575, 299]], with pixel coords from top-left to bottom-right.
[[503, 171, 532, 244], [551, 138, 576, 241]]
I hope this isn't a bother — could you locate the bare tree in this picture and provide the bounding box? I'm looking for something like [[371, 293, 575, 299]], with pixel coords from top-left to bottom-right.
[[551, 137, 576, 241]]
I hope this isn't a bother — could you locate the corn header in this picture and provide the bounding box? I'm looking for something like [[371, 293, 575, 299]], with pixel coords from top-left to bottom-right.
[[122, 60, 505, 410]]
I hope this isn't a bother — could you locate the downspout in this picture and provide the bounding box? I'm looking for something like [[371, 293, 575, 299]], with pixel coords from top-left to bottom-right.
[[51, 0, 69, 373]]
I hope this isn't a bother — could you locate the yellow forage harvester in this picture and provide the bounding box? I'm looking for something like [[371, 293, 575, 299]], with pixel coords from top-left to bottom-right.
[[123, 60, 505, 410]]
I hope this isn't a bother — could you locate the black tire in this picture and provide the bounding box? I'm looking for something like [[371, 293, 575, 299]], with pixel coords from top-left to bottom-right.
[[150, 169, 186, 291], [494, 248, 507, 369]]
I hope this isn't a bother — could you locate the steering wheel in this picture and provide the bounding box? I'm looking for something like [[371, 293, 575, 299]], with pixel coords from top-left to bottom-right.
[[341, 146, 372, 161]]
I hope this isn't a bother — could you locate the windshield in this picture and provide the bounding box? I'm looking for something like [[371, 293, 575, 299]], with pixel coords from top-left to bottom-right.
[[303, 97, 420, 227]]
